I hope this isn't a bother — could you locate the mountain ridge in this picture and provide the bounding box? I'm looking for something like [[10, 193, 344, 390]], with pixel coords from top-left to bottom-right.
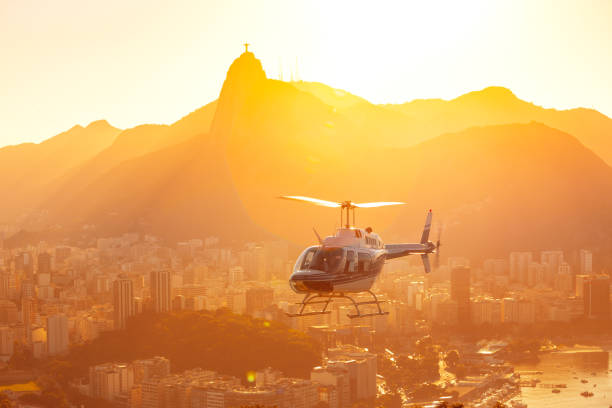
[[0, 120, 121, 221], [2, 51, 612, 266]]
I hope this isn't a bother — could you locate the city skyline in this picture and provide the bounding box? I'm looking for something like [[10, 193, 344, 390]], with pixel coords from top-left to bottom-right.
[[1, 228, 609, 407]]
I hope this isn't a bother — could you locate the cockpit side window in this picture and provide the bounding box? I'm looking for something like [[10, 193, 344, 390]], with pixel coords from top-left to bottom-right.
[[300, 248, 317, 269], [310, 247, 345, 274]]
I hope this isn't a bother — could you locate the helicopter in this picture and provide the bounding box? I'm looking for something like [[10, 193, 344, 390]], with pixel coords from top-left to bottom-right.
[[280, 196, 441, 318]]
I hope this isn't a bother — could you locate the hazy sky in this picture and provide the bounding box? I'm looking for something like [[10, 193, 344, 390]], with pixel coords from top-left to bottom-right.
[[1, 0, 611, 147]]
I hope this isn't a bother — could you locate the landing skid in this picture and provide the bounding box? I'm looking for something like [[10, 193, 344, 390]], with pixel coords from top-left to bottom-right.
[[286, 290, 389, 319]]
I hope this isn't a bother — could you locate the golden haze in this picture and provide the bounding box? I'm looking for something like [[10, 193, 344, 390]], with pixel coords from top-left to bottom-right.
[[3, 50, 612, 266]]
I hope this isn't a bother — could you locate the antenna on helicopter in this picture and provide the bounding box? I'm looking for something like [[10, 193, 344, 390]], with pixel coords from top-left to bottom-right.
[[278, 196, 405, 228], [313, 227, 323, 245]]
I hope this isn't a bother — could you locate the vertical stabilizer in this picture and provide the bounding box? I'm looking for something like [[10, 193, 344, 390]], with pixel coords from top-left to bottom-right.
[[420, 210, 433, 244]]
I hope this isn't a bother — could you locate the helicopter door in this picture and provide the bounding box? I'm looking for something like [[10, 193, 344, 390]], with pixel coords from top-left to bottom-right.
[[357, 252, 371, 274], [344, 250, 355, 273]]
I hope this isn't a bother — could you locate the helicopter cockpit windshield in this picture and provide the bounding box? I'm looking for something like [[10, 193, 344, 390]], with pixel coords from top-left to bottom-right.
[[300, 247, 345, 274]]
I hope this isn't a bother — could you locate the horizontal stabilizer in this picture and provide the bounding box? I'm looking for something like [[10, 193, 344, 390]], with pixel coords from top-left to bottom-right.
[[421, 254, 431, 274]]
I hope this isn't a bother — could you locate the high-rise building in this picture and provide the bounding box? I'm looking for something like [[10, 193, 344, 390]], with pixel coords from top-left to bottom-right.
[[433, 299, 458, 326], [271, 378, 319, 408], [113, 275, 134, 329], [37, 252, 52, 275], [184, 296, 205, 311], [327, 345, 377, 403], [245, 287, 274, 315], [575, 274, 591, 297], [556, 262, 573, 293], [172, 295, 185, 311], [21, 279, 35, 299], [225, 388, 283, 408], [15, 252, 34, 276], [483, 259, 507, 276], [150, 270, 172, 313], [21, 280, 36, 345], [47, 313, 69, 356], [0, 300, 18, 324], [501, 298, 536, 323], [55, 246, 71, 265], [451, 266, 471, 324], [311, 366, 350, 408], [226, 290, 246, 314], [541, 250, 564, 285], [228, 266, 244, 285], [584, 275, 610, 319], [509, 252, 532, 283], [0, 326, 14, 357], [579, 249, 593, 275], [315, 384, 339, 408], [263, 241, 289, 279], [141, 377, 163, 408], [89, 362, 134, 401], [527, 262, 545, 287], [471, 298, 502, 324], [0, 272, 12, 299], [133, 356, 171, 384]]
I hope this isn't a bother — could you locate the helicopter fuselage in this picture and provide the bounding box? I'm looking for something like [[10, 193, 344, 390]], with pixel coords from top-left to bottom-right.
[[290, 227, 413, 294], [283, 204, 437, 318]]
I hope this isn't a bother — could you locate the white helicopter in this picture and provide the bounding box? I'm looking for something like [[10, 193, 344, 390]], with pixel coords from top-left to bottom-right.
[[280, 196, 440, 318]]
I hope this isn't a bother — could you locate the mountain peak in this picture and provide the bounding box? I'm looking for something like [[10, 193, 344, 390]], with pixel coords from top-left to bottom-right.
[[455, 86, 519, 105], [86, 119, 114, 130], [224, 51, 267, 87], [480, 86, 515, 96], [211, 50, 267, 135]]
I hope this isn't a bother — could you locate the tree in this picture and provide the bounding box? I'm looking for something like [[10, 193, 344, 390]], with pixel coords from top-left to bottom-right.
[[452, 364, 467, 379], [376, 392, 402, 408], [8, 342, 35, 370], [0, 393, 14, 408], [444, 350, 460, 368], [435, 403, 464, 408], [65, 310, 321, 380], [35, 375, 69, 408]]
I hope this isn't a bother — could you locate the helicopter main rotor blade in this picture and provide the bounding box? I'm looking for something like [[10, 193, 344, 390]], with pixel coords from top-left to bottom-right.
[[354, 202, 405, 208], [278, 196, 341, 208]]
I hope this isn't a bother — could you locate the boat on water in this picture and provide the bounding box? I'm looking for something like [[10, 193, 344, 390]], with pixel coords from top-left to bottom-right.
[[538, 383, 567, 389], [580, 391, 594, 397]]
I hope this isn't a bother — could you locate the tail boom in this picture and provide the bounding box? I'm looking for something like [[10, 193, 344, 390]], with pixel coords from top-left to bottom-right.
[[384, 210, 436, 273]]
